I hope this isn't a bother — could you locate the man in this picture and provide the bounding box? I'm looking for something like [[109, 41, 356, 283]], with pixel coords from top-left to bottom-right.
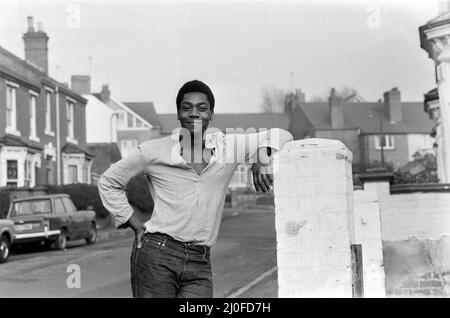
[[98, 80, 292, 298]]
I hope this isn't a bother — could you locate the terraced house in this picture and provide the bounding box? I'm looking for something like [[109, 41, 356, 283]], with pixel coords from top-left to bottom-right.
[[0, 17, 93, 187]]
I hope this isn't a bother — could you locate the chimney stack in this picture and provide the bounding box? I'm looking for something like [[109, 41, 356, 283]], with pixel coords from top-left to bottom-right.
[[71, 75, 91, 95], [383, 87, 402, 123], [100, 84, 111, 102], [329, 88, 344, 129], [23, 16, 49, 74]]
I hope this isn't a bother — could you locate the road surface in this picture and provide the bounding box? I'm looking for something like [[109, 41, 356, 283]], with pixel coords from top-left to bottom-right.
[[0, 209, 277, 298]]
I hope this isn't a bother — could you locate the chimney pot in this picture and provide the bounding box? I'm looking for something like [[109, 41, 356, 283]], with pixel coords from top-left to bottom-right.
[[37, 22, 43, 32], [27, 16, 35, 32], [100, 84, 111, 102]]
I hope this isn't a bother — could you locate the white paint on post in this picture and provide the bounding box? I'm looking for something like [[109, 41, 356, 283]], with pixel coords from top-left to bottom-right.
[[274, 138, 355, 297], [354, 190, 386, 297]]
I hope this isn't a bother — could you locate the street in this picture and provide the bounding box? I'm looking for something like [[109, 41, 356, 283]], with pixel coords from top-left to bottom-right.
[[0, 209, 277, 298]]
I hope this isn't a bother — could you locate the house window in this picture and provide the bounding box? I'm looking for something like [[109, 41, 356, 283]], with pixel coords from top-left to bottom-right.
[[54, 198, 66, 214], [6, 160, 18, 187], [136, 119, 143, 128], [66, 100, 75, 139], [29, 94, 38, 140], [24, 160, 32, 187], [68, 165, 78, 184], [374, 135, 395, 150], [6, 85, 17, 131], [121, 139, 138, 158], [45, 91, 53, 134]]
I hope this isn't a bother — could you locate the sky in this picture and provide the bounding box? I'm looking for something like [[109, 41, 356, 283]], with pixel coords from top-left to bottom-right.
[[0, 0, 443, 114]]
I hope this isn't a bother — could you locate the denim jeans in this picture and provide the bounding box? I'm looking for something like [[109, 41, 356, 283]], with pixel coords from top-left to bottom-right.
[[130, 232, 213, 298]]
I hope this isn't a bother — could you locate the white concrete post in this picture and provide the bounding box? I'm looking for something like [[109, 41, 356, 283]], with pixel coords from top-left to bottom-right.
[[274, 138, 355, 297], [353, 190, 386, 297]]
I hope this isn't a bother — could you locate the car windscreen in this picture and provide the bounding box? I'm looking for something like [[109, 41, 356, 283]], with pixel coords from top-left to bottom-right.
[[10, 199, 52, 217]]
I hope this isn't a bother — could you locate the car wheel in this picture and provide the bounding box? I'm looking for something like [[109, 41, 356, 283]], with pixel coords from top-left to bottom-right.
[[0, 235, 10, 263], [85, 224, 97, 245], [54, 229, 67, 250]]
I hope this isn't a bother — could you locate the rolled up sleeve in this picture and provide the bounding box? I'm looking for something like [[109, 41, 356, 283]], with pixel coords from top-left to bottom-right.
[[244, 128, 293, 162], [98, 146, 147, 228]]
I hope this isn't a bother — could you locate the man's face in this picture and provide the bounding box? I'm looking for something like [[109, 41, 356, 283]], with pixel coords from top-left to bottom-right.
[[177, 92, 213, 136]]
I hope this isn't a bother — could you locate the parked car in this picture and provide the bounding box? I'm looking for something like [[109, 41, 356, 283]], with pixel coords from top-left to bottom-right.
[[0, 219, 14, 263], [7, 194, 97, 250]]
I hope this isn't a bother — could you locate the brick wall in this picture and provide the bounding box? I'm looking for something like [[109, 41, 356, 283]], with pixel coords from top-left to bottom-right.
[[363, 180, 450, 297], [74, 101, 86, 148], [0, 80, 6, 134], [365, 134, 409, 169], [381, 192, 450, 241]]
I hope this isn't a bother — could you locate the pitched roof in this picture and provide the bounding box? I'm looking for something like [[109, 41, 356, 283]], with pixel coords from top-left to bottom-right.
[[0, 45, 86, 103], [300, 102, 434, 134], [0, 134, 42, 151], [123, 102, 161, 127], [86, 143, 122, 175], [158, 113, 290, 135], [62, 143, 95, 158]]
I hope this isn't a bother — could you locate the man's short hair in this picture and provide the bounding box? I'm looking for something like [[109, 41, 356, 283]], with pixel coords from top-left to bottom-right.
[[176, 80, 215, 112]]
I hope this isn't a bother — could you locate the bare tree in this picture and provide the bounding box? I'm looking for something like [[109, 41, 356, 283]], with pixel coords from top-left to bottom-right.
[[260, 86, 289, 113], [309, 86, 365, 103]]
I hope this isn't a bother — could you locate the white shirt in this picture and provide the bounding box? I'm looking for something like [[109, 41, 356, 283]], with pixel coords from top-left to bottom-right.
[[98, 127, 293, 246]]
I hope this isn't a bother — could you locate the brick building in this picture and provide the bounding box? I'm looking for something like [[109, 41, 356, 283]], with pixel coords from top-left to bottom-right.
[[0, 17, 93, 187], [288, 87, 435, 173]]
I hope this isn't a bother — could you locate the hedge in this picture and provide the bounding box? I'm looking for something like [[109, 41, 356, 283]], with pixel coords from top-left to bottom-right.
[[124, 174, 154, 215]]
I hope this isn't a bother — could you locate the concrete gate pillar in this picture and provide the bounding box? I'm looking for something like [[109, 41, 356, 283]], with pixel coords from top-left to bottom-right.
[[274, 138, 355, 297]]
